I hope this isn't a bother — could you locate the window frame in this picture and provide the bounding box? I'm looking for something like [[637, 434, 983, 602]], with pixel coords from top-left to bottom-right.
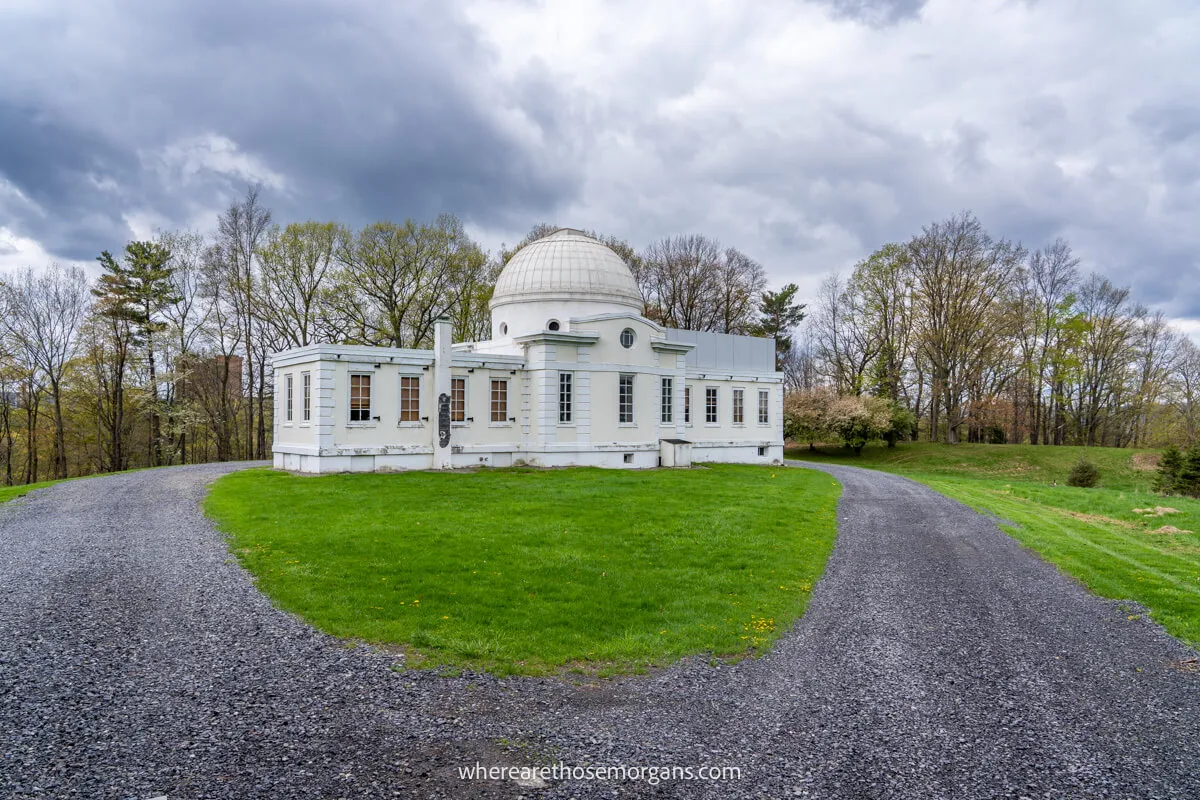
[[660, 376, 673, 425], [558, 371, 573, 425], [348, 372, 374, 424], [618, 373, 635, 424], [732, 387, 745, 425], [758, 389, 770, 425], [705, 386, 719, 425], [451, 376, 467, 424], [284, 373, 294, 423], [301, 371, 312, 424], [684, 384, 692, 426], [490, 378, 510, 425], [398, 374, 422, 425]]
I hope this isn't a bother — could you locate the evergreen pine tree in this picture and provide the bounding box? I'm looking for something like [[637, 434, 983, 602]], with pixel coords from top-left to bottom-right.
[[1177, 444, 1200, 499], [1153, 445, 1183, 494]]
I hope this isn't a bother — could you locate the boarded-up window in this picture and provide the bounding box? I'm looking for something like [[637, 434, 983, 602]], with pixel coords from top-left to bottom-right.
[[451, 377, 466, 423], [490, 379, 508, 422], [400, 376, 420, 422]]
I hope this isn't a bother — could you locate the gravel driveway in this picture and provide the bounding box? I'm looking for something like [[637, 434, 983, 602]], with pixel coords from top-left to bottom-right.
[[1, 462, 1197, 799]]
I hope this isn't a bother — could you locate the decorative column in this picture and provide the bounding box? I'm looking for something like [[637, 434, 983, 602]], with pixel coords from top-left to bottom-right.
[[432, 316, 453, 470]]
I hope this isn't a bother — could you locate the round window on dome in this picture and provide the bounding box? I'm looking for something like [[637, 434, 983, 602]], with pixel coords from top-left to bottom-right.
[[499, 322, 508, 336], [547, 319, 561, 331], [620, 328, 635, 349]]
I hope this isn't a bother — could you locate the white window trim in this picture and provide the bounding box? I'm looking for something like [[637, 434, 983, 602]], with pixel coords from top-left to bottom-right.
[[300, 371, 312, 426], [451, 375, 469, 427], [397, 373, 424, 428], [489, 376, 513, 427], [618, 373, 635, 425], [684, 384, 693, 427], [346, 371, 377, 428], [704, 385, 720, 426], [758, 388, 771, 426], [558, 371, 574, 426], [732, 386, 746, 427], [284, 373, 294, 425], [659, 376, 674, 426]]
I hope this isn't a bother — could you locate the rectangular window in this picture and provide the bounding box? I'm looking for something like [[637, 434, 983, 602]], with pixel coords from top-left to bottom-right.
[[758, 389, 770, 424], [732, 388, 745, 424], [559, 372, 573, 424], [451, 377, 466, 423], [660, 377, 673, 424], [705, 386, 718, 423], [684, 385, 691, 424], [490, 379, 509, 423], [619, 374, 635, 424], [349, 373, 372, 422], [400, 376, 421, 422], [301, 372, 312, 422], [285, 374, 294, 422]]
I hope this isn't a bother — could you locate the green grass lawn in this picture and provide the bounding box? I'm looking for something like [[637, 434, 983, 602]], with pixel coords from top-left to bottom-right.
[[0, 478, 66, 505], [787, 442, 1200, 647], [206, 464, 841, 675]]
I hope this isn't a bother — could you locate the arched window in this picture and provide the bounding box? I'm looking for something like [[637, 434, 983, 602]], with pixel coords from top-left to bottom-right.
[[620, 328, 635, 348]]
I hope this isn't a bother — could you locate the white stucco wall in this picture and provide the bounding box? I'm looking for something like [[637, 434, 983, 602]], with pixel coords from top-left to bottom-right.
[[271, 312, 783, 473]]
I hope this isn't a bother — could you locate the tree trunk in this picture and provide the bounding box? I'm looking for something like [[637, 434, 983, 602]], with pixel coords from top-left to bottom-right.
[[147, 334, 160, 467], [50, 378, 67, 479]]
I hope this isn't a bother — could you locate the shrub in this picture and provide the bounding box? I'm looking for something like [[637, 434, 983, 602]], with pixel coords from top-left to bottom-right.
[[1154, 445, 1183, 494], [1066, 459, 1101, 488], [782, 387, 837, 451], [827, 395, 893, 455]]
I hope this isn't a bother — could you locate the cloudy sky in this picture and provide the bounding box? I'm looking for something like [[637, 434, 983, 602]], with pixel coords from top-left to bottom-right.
[[2, 0, 1198, 334]]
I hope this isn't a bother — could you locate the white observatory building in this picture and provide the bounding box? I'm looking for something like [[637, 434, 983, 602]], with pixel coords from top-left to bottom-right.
[[271, 229, 784, 473]]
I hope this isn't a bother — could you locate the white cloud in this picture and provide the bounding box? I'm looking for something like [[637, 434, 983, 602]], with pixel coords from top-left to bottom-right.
[[463, 0, 1200, 326], [142, 133, 288, 194]]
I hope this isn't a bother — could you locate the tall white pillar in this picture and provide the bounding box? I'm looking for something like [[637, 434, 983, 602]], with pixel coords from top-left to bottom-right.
[[432, 317, 453, 469]]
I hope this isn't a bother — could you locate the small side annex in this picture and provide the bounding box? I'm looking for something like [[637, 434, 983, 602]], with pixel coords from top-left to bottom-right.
[[270, 229, 785, 473]]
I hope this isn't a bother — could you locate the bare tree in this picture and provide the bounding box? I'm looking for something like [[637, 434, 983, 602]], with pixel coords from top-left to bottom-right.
[[640, 235, 762, 332], [0, 265, 90, 478], [908, 212, 1024, 443], [216, 186, 272, 459], [257, 221, 346, 347]]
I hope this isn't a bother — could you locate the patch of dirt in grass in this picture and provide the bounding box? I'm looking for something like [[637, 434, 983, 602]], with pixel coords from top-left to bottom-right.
[[1132, 452, 1160, 471], [1132, 506, 1181, 517], [1059, 509, 1140, 529], [1149, 525, 1194, 535]]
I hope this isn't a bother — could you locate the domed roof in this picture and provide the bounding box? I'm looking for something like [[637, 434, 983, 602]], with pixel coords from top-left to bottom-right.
[[490, 228, 643, 311]]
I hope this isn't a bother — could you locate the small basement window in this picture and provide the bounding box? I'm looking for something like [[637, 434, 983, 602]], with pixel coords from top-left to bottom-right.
[[623, 453, 634, 464], [758, 446, 767, 457]]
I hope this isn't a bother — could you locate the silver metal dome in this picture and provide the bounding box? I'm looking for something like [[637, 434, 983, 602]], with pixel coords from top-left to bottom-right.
[[490, 228, 643, 311]]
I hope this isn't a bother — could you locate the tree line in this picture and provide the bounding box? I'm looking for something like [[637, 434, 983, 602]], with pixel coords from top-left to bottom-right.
[[0, 190, 801, 485], [783, 211, 1199, 449]]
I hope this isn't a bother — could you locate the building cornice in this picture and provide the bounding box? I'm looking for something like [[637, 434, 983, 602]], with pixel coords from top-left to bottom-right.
[[512, 330, 602, 346]]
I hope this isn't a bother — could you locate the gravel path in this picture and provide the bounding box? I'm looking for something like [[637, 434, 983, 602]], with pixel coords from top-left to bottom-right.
[[1, 462, 1197, 799]]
